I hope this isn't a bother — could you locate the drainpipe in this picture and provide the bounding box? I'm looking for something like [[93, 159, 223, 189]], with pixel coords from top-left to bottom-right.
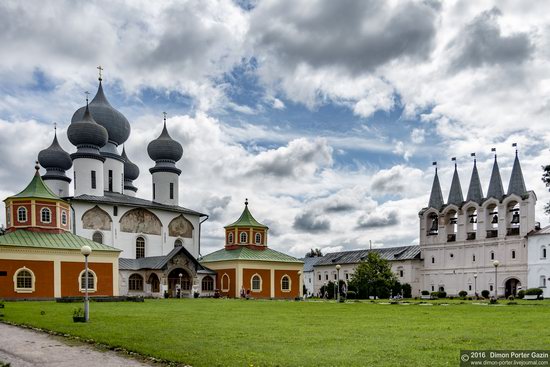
[[198, 214, 209, 257]]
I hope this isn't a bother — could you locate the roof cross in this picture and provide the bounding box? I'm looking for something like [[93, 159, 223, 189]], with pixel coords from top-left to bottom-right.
[[97, 65, 103, 81], [163, 111, 167, 122]]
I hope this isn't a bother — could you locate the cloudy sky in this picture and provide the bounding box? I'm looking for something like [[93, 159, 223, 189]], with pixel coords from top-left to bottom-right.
[[1, 0, 550, 257]]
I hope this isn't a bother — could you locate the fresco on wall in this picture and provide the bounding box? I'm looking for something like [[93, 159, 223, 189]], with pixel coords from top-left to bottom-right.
[[82, 205, 112, 230], [119, 208, 162, 235], [168, 215, 194, 238]]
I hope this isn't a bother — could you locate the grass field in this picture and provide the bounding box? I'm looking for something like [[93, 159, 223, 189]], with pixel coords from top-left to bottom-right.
[[2, 299, 550, 366]]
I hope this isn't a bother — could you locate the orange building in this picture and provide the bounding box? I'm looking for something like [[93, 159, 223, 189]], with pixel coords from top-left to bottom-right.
[[200, 200, 303, 299], [0, 165, 120, 299]]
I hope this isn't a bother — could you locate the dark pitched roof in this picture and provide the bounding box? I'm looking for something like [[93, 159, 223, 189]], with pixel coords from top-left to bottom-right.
[[466, 161, 484, 203], [487, 156, 505, 200], [447, 164, 464, 206], [313, 245, 420, 266], [119, 246, 214, 273], [68, 191, 206, 217], [507, 153, 527, 196], [301, 256, 324, 272], [428, 169, 444, 209]]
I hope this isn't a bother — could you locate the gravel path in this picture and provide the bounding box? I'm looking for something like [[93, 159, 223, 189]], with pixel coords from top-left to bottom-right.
[[0, 323, 155, 367]]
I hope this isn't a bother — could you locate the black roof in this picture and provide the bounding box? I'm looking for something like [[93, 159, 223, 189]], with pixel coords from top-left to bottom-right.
[[313, 245, 420, 266], [119, 246, 215, 274], [300, 256, 324, 272], [68, 191, 206, 217]]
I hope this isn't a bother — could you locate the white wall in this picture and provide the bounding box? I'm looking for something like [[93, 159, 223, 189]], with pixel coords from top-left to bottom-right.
[[43, 178, 70, 198], [152, 171, 179, 205], [104, 157, 124, 194], [73, 158, 104, 196], [72, 201, 201, 259], [527, 233, 550, 298]]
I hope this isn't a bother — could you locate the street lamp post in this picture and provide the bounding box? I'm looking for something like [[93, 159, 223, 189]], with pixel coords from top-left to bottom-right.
[[336, 264, 341, 302], [493, 260, 500, 299], [473, 273, 478, 298], [80, 245, 92, 322], [179, 273, 183, 299]]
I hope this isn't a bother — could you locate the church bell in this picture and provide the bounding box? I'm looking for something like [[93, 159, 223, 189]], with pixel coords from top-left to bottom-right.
[[491, 214, 498, 224], [511, 211, 520, 224]]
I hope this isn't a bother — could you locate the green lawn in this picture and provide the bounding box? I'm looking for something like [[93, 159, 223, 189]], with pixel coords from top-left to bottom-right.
[[2, 299, 550, 366]]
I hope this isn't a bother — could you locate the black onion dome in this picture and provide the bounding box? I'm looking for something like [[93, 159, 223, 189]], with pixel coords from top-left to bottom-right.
[[38, 133, 73, 171], [71, 81, 130, 145], [67, 106, 108, 147], [147, 121, 183, 162], [121, 146, 140, 180]]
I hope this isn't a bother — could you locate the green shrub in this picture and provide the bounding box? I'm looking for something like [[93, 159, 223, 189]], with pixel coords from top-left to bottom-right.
[[517, 290, 525, 299], [525, 288, 543, 296], [401, 283, 412, 298], [481, 290, 490, 298], [458, 291, 467, 298], [430, 291, 447, 299], [508, 296, 514, 301], [421, 290, 430, 296], [346, 291, 356, 299], [489, 298, 498, 304]]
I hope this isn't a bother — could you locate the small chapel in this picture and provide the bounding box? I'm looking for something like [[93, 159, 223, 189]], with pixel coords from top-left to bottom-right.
[[200, 200, 303, 299]]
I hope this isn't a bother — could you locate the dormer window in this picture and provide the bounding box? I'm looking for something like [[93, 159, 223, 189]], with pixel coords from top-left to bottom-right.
[[40, 208, 51, 223], [255, 233, 261, 244], [240, 232, 247, 243]]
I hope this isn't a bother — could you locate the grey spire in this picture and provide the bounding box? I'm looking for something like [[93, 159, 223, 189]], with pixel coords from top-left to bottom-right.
[[447, 163, 464, 206], [487, 154, 504, 199], [466, 158, 484, 203], [507, 150, 527, 196], [428, 166, 444, 209]]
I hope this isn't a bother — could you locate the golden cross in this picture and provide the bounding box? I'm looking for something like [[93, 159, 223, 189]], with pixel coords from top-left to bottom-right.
[[97, 65, 103, 80]]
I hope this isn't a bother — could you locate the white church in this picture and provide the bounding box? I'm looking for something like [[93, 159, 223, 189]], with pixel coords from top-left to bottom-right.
[[36, 72, 216, 298]]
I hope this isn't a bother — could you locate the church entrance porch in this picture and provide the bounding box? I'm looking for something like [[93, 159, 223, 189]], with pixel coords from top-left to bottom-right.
[[505, 278, 521, 298], [168, 268, 191, 298]]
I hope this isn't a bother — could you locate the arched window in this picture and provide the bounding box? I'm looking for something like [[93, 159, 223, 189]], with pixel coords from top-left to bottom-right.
[[128, 274, 144, 291], [281, 275, 290, 291], [40, 208, 51, 223], [541, 276, 547, 288], [136, 237, 145, 259], [228, 232, 233, 244], [14, 268, 34, 292], [174, 239, 183, 248], [92, 232, 103, 244], [251, 274, 262, 291], [255, 233, 261, 244], [79, 270, 96, 292], [542, 246, 547, 259], [61, 210, 67, 225], [221, 273, 230, 292], [17, 207, 27, 222], [202, 276, 214, 291], [240, 232, 247, 243]]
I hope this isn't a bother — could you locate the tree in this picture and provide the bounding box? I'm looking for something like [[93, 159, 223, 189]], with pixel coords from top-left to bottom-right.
[[542, 165, 550, 215], [348, 252, 397, 299], [305, 248, 323, 258]]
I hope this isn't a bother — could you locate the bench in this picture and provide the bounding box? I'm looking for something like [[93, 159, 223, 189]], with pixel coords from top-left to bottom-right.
[[524, 295, 539, 300]]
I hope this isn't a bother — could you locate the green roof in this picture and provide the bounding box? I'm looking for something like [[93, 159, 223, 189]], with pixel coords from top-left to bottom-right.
[[200, 246, 302, 263], [0, 230, 120, 252], [225, 203, 268, 229], [8, 171, 60, 201]]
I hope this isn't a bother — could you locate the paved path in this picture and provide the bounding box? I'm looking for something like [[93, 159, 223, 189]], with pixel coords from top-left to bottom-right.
[[0, 323, 155, 367]]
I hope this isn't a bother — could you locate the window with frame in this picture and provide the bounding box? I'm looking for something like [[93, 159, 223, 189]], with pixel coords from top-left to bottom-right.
[[255, 233, 261, 244], [281, 275, 290, 291], [228, 232, 233, 244], [174, 239, 183, 248], [325, 273, 328, 281], [153, 183, 156, 200], [221, 274, 230, 291], [542, 246, 547, 259], [108, 170, 113, 192], [80, 270, 95, 291], [40, 208, 51, 223], [17, 207, 27, 222], [469, 285, 472, 291], [540, 276, 547, 288], [170, 183, 174, 200], [512, 250, 516, 259], [128, 274, 144, 291], [240, 232, 247, 243], [91, 170, 96, 189], [92, 232, 103, 244], [399, 269, 404, 277], [252, 275, 261, 291], [318, 273, 321, 281], [136, 237, 145, 259], [490, 285, 494, 291], [345, 273, 349, 280], [202, 276, 214, 291], [490, 251, 495, 260], [16, 269, 33, 290], [431, 256, 435, 264], [61, 210, 67, 225], [472, 254, 476, 262]]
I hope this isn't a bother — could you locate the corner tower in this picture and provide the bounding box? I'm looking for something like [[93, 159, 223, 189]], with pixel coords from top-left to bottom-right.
[[147, 113, 183, 205], [38, 126, 73, 197]]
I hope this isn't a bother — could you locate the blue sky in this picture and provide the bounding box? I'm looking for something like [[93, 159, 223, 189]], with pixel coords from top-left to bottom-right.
[[1, 0, 550, 257]]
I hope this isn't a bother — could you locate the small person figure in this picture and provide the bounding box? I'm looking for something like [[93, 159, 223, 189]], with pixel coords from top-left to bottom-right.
[[240, 286, 245, 298]]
